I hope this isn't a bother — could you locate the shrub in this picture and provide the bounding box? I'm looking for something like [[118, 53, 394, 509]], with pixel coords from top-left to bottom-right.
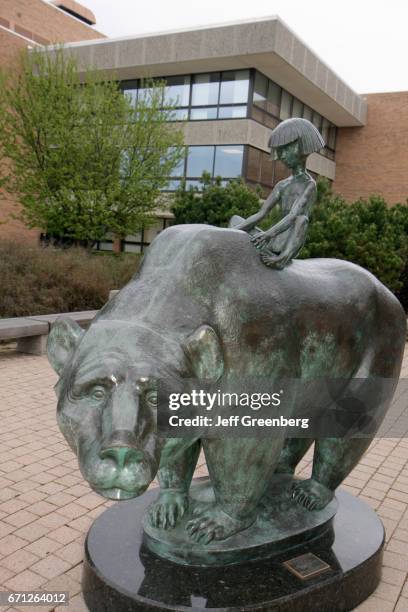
[[0, 241, 140, 318], [171, 173, 262, 227], [172, 174, 408, 310], [302, 179, 408, 309]]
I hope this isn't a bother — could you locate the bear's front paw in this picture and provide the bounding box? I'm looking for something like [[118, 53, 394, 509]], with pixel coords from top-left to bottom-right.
[[186, 504, 252, 544], [148, 490, 189, 529], [292, 478, 334, 511]]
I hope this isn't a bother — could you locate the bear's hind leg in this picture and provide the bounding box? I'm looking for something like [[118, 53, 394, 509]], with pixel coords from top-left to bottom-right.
[[186, 437, 284, 543], [275, 438, 314, 475], [292, 437, 371, 511]]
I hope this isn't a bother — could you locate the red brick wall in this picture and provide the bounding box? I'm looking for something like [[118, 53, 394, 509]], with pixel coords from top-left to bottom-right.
[[334, 92, 408, 205], [0, 0, 104, 45], [0, 0, 105, 244]]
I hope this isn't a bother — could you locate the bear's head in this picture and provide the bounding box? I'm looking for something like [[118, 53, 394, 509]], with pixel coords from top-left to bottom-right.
[[47, 317, 223, 500]]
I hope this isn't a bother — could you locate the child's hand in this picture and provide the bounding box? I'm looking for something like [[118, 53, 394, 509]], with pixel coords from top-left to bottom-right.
[[251, 231, 270, 249]]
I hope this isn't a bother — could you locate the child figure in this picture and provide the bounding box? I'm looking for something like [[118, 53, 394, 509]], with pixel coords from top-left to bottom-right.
[[230, 118, 325, 269]]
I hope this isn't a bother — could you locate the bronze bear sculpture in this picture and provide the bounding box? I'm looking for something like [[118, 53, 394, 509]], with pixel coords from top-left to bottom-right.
[[47, 224, 405, 545]]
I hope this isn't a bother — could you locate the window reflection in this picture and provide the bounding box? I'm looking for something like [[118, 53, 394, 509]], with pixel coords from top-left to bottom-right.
[[218, 106, 247, 119], [187, 146, 215, 177], [161, 145, 245, 189], [246, 147, 261, 183], [169, 150, 185, 177], [253, 72, 267, 109], [245, 146, 288, 189], [327, 125, 337, 150], [260, 151, 274, 186], [190, 107, 218, 120], [220, 70, 249, 104], [266, 82, 281, 117], [192, 73, 220, 106], [160, 179, 182, 191], [280, 90, 292, 120], [170, 108, 189, 120], [251, 71, 336, 159], [312, 111, 322, 130], [123, 89, 138, 107], [214, 146, 243, 177], [164, 75, 190, 107], [292, 98, 303, 117], [123, 243, 142, 253], [121, 218, 172, 253], [302, 105, 313, 121], [95, 241, 114, 251], [137, 84, 155, 104], [121, 70, 337, 163], [125, 231, 142, 242], [185, 180, 203, 190], [321, 118, 330, 146]]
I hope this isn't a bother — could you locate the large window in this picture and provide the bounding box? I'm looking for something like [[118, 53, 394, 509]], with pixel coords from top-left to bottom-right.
[[121, 218, 172, 253], [214, 146, 244, 177], [280, 90, 292, 120], [185, 145, 244, 189], [253, 72, 281, 117], [161, 145, 244, 191], [220, 70, 249, 104], [244, 146, 289, 191], [121, 69, 250, 122], [190, 70, 249, 119], [186, 146, 215, 177], [120, 69, 337, 161], [164, 75, 190, 107], [250, 70, 337, 160], [192, 73, 219, 106]]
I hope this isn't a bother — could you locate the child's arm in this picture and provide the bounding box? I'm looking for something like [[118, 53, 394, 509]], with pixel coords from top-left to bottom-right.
[[234, 183, 281, 232]]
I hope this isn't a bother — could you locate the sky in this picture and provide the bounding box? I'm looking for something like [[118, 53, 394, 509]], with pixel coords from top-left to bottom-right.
[[66, 0, 408, 94]]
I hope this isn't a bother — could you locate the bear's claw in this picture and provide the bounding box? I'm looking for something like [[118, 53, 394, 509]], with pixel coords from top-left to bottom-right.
[[292, 478, 333, 511], [148, 491, 188, 529], [186, 504, 252, 544]]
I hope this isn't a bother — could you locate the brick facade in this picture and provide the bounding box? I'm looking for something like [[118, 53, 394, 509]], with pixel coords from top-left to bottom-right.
[[0, 0, 103, 45], [334, 92, 408, 205], [0, 0, 105, 244]]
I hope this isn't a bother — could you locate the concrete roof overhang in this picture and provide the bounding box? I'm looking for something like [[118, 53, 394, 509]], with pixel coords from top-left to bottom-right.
[[47, 16, 366, 127]]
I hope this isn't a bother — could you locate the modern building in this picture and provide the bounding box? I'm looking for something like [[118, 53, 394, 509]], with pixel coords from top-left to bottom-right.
[[0, 0, 105, 243], [1, 12, 407, 250], [56, 16, 368, 252]]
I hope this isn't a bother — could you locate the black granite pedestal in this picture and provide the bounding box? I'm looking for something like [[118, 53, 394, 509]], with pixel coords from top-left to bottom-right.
[[82, 482, 384, 612], [143, 475, 338, 566]]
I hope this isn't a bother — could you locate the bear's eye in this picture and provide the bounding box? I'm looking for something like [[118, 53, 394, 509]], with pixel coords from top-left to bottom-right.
[[145, 390, 158, 407], [91, 386, 106, 401]]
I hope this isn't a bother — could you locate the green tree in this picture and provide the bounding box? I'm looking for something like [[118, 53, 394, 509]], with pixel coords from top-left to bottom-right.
[[0, 48, 184, 246], [172, 173, 262, 227], [302, 178, 408, 302]]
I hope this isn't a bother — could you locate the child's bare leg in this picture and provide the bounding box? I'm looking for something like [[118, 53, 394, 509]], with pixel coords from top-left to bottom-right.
[[261, 215, 308, 269]]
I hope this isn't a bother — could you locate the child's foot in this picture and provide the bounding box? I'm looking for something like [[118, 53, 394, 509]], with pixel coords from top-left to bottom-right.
[[261, 252, 291, 269]]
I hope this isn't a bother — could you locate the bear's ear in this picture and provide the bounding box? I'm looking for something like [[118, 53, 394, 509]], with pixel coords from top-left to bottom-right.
[[183, 325, 224, 381], [47, 317, 84, 376]]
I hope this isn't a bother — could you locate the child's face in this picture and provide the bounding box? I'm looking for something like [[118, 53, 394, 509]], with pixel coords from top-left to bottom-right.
[[275, 140, 303, 169]]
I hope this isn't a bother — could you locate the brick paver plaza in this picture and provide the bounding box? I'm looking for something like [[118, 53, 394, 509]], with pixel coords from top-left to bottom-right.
[[0, 344, 407, 611]]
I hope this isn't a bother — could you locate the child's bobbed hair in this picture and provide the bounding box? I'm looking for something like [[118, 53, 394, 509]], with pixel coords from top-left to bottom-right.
[[268, 118, 325, 158]]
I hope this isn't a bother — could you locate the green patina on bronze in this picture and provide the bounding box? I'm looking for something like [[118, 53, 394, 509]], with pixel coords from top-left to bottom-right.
[[45, 119, 406, 566], [230, 117, 324, 269]]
